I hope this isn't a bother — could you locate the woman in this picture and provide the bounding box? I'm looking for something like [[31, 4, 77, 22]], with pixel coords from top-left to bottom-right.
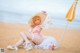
[[7, 11, 58, 50]]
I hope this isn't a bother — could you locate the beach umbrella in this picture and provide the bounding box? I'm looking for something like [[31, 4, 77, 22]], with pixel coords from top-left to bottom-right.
[[66, 0, 78, 22], [59, 0, 78, 45]]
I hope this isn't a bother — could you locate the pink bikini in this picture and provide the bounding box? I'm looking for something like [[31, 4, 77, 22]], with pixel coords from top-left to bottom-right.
[[29, 26, 42, 41]]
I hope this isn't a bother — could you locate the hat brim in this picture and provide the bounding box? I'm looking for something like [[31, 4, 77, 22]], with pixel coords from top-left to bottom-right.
[[28, 12, 47, 25]]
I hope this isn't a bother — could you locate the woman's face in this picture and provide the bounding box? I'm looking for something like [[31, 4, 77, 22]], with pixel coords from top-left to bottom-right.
[[33, 16, 41, 25]]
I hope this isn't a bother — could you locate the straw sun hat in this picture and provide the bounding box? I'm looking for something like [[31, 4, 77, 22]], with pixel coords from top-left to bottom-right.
[[28, 11, 47, 25]]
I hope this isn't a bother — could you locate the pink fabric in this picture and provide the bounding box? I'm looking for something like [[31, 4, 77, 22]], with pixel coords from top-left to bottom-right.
[[33, 26, 41, 34], [29, 26, 42, 36]]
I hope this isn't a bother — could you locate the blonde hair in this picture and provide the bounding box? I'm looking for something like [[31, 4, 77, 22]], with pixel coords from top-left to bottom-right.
[[30, 16, 41, 28]]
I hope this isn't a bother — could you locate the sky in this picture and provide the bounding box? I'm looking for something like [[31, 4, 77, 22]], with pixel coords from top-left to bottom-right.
[[0, 0, 80, 15], [0, 0, 80, 28]]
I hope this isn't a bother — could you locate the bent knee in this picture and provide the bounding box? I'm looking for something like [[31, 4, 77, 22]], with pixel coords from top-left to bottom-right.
[[20, 32, 24, 35]]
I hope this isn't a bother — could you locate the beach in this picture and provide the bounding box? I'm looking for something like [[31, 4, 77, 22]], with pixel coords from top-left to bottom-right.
[[0, 22, 80, 53]]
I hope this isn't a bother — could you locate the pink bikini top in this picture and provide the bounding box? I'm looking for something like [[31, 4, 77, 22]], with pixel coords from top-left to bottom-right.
[[29, 26, 42, 35]]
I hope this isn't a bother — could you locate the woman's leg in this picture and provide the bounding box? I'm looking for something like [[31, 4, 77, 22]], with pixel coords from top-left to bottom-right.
[[20, 32, 35, 46], [20, 32, 35, 50], [20, 32, 30, 42], [7, 32, 33, 50], [14, 39, 24, 47], [7, 39, 24, 50]]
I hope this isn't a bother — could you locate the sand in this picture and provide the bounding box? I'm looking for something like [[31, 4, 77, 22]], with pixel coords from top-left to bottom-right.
[[0, 22, 80, 53]]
